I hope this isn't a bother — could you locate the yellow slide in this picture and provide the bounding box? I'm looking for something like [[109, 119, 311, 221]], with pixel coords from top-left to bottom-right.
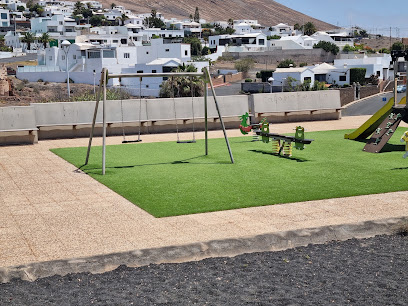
[[344, 97, 406, 140]]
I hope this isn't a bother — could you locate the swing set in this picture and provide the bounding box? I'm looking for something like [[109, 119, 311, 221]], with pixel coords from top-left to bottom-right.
[[85, 67, 234, 175]]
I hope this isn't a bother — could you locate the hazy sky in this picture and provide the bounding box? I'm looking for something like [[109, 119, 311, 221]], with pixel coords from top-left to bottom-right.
[[275, 0, 408, 37]]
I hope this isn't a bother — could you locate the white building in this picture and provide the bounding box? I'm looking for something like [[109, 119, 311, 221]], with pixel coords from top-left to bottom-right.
[[0, 9, 11, 27], [267, 23, 295, 37], [272, 67, 315, 87], [334, 54, 392, 81], [81, 1, 102, 10], [312, 63, 350, 86], [208, 33, 267, 51], [16, 38, 202, 97], [311, 31, 354, 48], [0, 0, 26, 11]]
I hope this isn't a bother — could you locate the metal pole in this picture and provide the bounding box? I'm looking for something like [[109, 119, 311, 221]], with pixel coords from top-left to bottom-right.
[[85, 69, 104, 165], [66, 50, 70, 99], [204, 78, 208, 156], [394, 61, 398, 107], [405, 62, 408, 109], [204, 67, 234, 164], [102, 69, 107, 175]]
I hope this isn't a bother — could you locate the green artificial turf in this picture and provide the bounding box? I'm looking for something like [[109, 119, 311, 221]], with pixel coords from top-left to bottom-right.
[[51, 128, 408, 218]]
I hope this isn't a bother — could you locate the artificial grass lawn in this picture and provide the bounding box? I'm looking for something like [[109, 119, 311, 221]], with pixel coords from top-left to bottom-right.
[[51, 128, 408, 218]]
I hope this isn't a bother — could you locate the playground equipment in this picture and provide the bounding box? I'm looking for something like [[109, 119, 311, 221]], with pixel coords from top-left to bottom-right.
[[85, 67, 235, 175], [239, 114, 313, 157], [345, 50, 408, 153], [401, 130, 408, 159]]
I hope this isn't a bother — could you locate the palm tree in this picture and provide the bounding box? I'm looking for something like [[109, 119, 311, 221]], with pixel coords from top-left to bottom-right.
[[39, 32, 51, 49], [118, 13, 129, 26], [21, 32, 35, 50], [303, 22, 317, 36], [159, 64, 203, 98]]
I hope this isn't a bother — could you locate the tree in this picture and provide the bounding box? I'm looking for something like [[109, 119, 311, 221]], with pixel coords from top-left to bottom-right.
[[303, 22, 316, 36], [39, 32, 51, 49], [89, 15, 106, 27], [118, 13, 128, 26], [159, 64, 203, 98], [73, 1, 83, 15], [313, 41, 339, 55], [234, 58, 255, 77], [144, 9, 165, 29], [343, 44, 355, 53], [294, 23, 302, 31], [350, 68, 367, 85], [227, 18, 234, 26], [111, 3, 116, 9], [183, 36, 202, 56], [392, 41, 405, 51], [21, 32, 35, 50], [193, 7, 200, 23], [277, 59, 296, 68], [17, 5, 25, 12]]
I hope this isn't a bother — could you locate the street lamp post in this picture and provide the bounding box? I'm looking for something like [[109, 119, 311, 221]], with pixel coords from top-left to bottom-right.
[[93, 70, 96, 96], [282, 78, 286, 92], [268, 77, 274, 93], [61, 40, 71, 99]]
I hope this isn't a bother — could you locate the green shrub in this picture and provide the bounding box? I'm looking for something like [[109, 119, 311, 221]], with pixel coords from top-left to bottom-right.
[[234, 58, 255, 75], [350, 68, 366, 85], [299, 62, 308, 67], [37, 79, 43, 82], [313, 41, 340, 55], [257, 70, 274, 82], [267, 35, 281, 40], [245, 78, 253, 82], [277, 59, 296, 68]]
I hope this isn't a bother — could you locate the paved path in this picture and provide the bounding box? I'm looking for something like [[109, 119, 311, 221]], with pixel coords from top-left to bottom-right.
[[1, 116, 408, 269]]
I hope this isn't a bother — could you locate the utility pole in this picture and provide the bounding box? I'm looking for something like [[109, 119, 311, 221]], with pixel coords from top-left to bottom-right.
[[390, 27, 392, 50]]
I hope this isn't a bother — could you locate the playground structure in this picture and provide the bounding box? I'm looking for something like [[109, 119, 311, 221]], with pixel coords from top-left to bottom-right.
[[401, 130, 408, 158], [345, 50, 408, 154], [240, 112, 313, 157], [85, 67, 235, 174]]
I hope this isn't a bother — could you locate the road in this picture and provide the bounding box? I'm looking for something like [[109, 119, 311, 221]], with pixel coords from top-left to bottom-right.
[[342, 92, 394, 116], [0, 53, 37, 64]]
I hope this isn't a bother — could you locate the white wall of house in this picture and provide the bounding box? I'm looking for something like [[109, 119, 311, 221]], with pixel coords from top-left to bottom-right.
[[334, 55, 392, 80], [0, 9, 10, 27], [272, 68, 315, 87]]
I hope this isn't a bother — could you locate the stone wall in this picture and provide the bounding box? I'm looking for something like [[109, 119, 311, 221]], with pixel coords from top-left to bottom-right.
[[227, 49, 337, 67], [339, 85, 381, 106]]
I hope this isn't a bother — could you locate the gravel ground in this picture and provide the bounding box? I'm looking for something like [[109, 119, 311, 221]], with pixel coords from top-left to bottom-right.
[[1, 234, 407, 305]]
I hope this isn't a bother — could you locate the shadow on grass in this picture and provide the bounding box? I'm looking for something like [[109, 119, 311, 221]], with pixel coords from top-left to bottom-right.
[[77, 155, 231, 174], [249, 149, 309, 162], [349, 138, 405, 153]]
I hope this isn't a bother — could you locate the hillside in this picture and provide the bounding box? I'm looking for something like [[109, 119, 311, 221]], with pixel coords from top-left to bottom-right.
[[101, 0, 335, 30]]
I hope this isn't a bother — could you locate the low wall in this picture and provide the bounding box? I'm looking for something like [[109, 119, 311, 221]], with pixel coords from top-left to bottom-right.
[[339, 85, 381, 106], [0, 91, 343, 144], [227, 49, 337, 67]]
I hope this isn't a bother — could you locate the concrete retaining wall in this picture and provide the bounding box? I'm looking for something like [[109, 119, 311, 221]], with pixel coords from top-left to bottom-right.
[[0, 91, 342, 144]]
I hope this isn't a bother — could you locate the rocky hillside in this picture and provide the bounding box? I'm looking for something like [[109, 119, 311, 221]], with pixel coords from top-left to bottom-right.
[[101, 0, 335, 30]]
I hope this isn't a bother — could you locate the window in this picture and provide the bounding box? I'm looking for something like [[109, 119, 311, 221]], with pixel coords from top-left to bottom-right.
[[103, 50, 115, 58], [304, 77, 312, 81], [1, 13, 7, 19], [165, 49, 169, 52], [73, 55, 76, 59], [88, 51, 101, 58], [145, 85, 149, 88], [113, 40, 118, 43], [124, 53, 130, 58], [59, 21, 63, 25], [376, 71, 381, 76], [152, 70, 156, 73], [185, 50, 188, 56], [146, 51, 149, 54], [137, 70, 143, 73], [2, 22, 7, 26], [339, 76, 347, 82], [121, 38, 127, 44], [259, 39, 265, 45], [81, 50, 86, 57]]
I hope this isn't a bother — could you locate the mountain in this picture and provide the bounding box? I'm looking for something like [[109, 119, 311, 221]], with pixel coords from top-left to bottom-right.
[[101, 0, 336, 30]]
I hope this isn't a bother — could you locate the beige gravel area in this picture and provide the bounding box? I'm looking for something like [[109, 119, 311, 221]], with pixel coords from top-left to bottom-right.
[[1, 116, 408, 268]]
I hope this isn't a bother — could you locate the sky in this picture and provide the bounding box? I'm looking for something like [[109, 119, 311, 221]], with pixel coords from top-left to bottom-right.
[[275, 0, 408, 38]]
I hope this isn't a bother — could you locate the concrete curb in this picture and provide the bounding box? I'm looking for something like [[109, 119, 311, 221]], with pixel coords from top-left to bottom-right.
[[1, 216, 407, 283]]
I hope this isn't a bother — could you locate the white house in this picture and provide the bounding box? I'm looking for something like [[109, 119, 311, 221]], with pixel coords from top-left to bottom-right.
[[311, 31, 354, 48], [0, 9, 11, 27], [0, 0, 26, 11], [334, 54, 392, 81], [81, 1, 102, 10], [208, 33, 267, 51], [272, 67, 315, 88], [16, 38, 200, 97], [267, 23, 295, 37], [233, 22, 252, 34], [312, 63, 350, 86]]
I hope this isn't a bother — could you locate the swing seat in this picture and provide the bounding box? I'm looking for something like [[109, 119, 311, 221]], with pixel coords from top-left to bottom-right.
[[122, 139, 142, 144], [177, 140, 196, 144]]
